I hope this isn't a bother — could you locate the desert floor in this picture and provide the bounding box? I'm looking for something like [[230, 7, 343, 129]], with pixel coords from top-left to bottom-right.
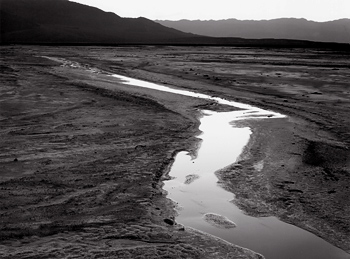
[[0, 45, 349, 258]]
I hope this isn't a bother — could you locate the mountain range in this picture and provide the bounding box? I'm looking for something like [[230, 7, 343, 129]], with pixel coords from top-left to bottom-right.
[[1, 0, 349, 48], [156, 18, 350, 44], [0, 0, 197, 44]]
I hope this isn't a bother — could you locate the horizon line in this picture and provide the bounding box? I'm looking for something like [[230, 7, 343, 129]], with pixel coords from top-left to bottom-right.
[[152, 17, 349, 23]]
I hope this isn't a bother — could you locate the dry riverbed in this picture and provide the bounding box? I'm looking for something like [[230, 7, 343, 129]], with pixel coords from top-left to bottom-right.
[[0, 45, 349, 258]]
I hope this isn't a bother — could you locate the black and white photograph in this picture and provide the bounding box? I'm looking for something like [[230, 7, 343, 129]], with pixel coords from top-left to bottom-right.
[[1, 0, 349, 258]]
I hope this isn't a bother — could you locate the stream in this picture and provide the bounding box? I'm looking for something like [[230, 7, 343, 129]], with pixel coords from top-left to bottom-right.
[[47, 57, 349, 259], [112, 75, 349, 259]]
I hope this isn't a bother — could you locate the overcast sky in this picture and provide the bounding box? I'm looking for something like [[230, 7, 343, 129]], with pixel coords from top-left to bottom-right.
[[71, 0, 349, 21]]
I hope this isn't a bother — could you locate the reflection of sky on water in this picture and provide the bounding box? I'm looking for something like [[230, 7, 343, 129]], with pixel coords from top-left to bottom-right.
[[197, 110, 252, 173], [112, 74, 285, 117]]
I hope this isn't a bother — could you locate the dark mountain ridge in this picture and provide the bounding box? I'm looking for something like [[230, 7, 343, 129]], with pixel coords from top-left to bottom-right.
[[156, 18, 350, 44], [1, 0, 349, 49], [0, 0, 197, 44]]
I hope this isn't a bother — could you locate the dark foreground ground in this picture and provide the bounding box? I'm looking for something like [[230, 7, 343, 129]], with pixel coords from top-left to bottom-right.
[[0, 46, 349, 258]]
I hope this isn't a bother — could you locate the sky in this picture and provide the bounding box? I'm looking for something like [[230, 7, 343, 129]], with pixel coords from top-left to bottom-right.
[[71, 0, 350, 22]]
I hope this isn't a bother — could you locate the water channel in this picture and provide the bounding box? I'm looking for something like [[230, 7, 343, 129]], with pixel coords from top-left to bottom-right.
[[47, 57, 349, 259], [111, 75, 349, 259]]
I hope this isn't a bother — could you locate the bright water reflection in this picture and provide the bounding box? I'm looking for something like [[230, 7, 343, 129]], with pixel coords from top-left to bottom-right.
[[112, 75, 285, 118]]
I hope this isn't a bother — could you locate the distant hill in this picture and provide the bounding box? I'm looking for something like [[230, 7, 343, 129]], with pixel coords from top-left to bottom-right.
[[0, 0, 197, 44], [1, 0, 349, 49], [156, 18, 350, 44]]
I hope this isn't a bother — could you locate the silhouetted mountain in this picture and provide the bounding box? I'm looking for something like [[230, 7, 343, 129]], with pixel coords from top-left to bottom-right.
[[156, 18, 350, 44], [1, 0, 349, 49], [0, 0, 197, 44]]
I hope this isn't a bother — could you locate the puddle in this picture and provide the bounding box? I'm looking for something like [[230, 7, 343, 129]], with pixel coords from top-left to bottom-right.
[[163, 114, 349, 259], [46, 57, 349, 259]]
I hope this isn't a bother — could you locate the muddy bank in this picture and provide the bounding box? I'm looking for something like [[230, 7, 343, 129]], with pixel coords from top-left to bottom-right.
[[217, 117, 350, 252]]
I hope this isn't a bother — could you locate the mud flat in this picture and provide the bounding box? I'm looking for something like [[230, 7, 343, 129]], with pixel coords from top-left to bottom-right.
[[1, 45, 349, 258]]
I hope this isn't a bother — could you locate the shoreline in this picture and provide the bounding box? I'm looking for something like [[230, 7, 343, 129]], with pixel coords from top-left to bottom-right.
[[217, 117, 350, 252]]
